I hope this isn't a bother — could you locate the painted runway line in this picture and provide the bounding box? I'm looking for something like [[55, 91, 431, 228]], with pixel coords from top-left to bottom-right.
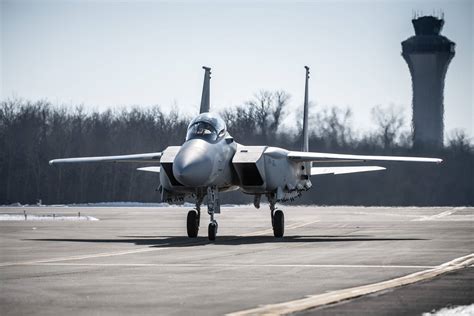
[[0, 247, 162, 267], [239, 220, 320, 237], [354, 211, 420, 218], [0, 219, 320, 267], [32, 263, 435, 269], [227, 253, 474, 316]]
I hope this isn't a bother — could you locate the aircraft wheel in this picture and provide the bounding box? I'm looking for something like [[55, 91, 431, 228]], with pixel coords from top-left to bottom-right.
[[273, 210, 284, 238], [208, 222, 217, 241], [187, 210, 199, 238]]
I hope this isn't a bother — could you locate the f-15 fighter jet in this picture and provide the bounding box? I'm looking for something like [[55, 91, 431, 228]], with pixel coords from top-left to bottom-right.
[[49, 66, 441, 240]]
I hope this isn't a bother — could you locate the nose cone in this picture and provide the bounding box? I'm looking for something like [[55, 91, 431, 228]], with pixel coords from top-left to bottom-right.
[[173, 140, 214, 187]]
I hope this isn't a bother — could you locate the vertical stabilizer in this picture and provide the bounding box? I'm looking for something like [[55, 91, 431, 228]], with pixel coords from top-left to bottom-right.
[[302, 66, 310, 152], [199, 66, 212, 113]]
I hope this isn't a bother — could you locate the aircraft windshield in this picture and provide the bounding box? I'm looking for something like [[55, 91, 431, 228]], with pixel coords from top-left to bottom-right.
[[186, 113, 227, 142]]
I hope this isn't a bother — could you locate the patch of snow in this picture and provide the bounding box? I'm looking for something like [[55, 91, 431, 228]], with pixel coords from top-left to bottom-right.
[[422, 304, 474, 316], [7, 202, 23, 207], [69, 202, 254, 208], [0, 214, 99, 221], [71, 202, 171, 207]]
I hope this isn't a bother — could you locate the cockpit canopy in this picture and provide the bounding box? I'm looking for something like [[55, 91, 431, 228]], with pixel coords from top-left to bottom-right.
[[186, 112, 227, 142]]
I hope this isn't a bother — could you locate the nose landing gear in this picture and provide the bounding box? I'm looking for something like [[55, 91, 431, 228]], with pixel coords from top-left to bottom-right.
[[208, 220, 218, 241], [207, 186, 220, 241]]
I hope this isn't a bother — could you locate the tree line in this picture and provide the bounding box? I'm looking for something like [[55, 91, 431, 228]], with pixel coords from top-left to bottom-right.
[[0, 95, 472, 206]]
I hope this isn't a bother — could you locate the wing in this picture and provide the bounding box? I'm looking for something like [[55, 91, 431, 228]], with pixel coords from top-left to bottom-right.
[[288, 151, 442, 163], [137, 166, 161, 173], [49, 152, 162, 165], [311, 166, 386, 175]]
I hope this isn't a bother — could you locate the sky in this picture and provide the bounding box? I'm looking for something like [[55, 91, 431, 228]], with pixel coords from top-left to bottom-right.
[[1, 0, 473, 139]]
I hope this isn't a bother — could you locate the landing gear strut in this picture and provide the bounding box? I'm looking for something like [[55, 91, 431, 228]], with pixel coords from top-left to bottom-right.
[[207, 186, 220, 241], [268, 194, 284, 238]]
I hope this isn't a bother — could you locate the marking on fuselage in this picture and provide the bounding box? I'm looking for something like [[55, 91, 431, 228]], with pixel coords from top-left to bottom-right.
[[226, 253, 474, 316]]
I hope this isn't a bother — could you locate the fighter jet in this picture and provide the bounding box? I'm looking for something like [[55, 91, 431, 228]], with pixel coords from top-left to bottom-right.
[[49, 66, 441, 240]]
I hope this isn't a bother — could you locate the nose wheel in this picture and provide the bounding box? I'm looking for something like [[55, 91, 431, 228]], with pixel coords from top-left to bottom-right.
[[208, 221, 218, 241], [207, 186, 220, 241]]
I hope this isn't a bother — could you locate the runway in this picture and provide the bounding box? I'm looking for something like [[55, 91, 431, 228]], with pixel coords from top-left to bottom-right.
[[0, 205, 472, 315]]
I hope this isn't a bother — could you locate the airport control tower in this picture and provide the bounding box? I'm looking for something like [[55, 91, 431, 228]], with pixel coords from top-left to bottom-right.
[[402, 15, 455, 148]]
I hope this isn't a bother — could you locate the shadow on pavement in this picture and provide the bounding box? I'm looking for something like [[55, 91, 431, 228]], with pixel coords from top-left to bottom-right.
[[28, 235, 425, 248]]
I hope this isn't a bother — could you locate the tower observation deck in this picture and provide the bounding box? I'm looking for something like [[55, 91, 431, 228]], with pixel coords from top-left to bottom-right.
[[402, 15, 455, 148]]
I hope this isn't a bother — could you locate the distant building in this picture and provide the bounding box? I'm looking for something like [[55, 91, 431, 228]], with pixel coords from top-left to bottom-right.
[[402, 15, 455, 148]]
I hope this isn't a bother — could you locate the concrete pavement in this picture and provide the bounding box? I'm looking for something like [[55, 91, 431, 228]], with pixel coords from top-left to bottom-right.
[[0, 205, 472, 315]]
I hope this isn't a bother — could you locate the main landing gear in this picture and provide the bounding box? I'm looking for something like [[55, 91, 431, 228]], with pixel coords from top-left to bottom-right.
[[268, 194, 284, 238], [186, 209, 200, 238], [186, 195, 203, 238], [272, 209, 284, 238]]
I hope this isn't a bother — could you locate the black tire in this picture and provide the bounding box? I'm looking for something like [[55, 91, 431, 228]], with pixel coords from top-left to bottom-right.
[[187, 210, 199, 238], [208, 222, 217, 241], [273, 210, 284, 238]]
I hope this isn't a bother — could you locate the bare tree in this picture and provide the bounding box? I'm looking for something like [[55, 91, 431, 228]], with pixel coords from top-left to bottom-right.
[[269, 90, 290, 131], [371, 105, 406, 149], [447, 129, 472, 152], [0, 98, 472, 206], [246, 90, 273, 142], [223, 90, 290, 145], [314, 106, 354, 149]]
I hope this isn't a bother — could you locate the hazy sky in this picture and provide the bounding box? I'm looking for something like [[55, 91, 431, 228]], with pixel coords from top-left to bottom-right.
[[1, 0, 473, 138]]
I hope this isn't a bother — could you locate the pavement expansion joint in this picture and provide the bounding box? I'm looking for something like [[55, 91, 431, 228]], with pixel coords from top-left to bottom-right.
[[227, 253, 474, 316]]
